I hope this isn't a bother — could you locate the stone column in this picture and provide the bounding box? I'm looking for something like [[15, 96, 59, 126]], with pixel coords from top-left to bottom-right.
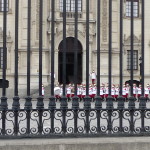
[[89, 42, 92, 84], [82, 49, 86, 84], [55, 49, 59, 84]]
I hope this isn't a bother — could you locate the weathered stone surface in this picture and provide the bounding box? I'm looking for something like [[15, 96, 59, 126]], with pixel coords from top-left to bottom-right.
[[0, 137, 150, 150]]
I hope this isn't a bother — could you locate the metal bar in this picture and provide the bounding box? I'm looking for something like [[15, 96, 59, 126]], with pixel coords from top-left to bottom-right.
[[106, 0, 114, 125], [14, 0, 19, 97], [140, 0, 145, 132], [12, 1, 20, 136], [72, 0, 79, 133], [1, 0, 8, 136], [119, 0, 123, 95], [14, 111, 19, 135], [26, 110, 30, 134], [141, 0, 145, 95], [1, 110, 6, 135], [39, 0, 43, 96], [107, 110, 112, 133], [27, 0, 31, 96], [62, 110, 66, 133], [62, 0, 66, 95], [130, 110, 134, 133], [61, 0, 68, 134], [119, 110, 123, 133], [50, 109, 55, 133], [25, 0, 32, 135], [2, 0, 7, 96], [86, 0, 89, 95], [49, 0, 56, 134], [85, 110, 90, 133], [108, 0, 112, 95], [74, 110, 78, 133], [51, 0, 55, 96], [141, 110, 145, 132], [130, 0, 134, 95], [38, 110, 43, 134], [36, 1, 44, 134], [97, 0, 100, 95], [97, 110, 101, 133], [74, 0, 78, 95]]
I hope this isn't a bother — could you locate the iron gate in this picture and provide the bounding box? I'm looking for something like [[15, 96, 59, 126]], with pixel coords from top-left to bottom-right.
[[0, 0, 149, 138]]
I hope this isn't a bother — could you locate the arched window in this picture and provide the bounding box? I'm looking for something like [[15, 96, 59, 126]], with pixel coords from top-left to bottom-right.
[[126, 0, 139, 17], [59, 0, 82, 12], [0, 0, 9, 12]]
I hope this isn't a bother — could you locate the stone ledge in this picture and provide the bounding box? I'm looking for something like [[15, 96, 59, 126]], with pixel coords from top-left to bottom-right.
[[0, 137, 150, 150]]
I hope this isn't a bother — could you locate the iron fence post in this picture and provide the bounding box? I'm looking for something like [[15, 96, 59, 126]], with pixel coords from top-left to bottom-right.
[[141, 0, 145, 94], [36, 96, 44, 135], [50, 0, 55, 96], [139, 96, 146, 133], [72, 1, 79, 135], [128, 96, 135, 133], [38, 109, 43, 135], [13, 0, 20, 136], [106, 96, 114, 134], [49, 96, 56, 133], [128, 96, 136, 110], [49, 0, 56, 134], [1, 0, 8, 136], [118, 96, 125, 110], [12, 97, 20, 136], [24, 96, 32, 135], [72, 95, 79, 133], [106, 96, 114, 110], [37, 0, 44, 111], [25, 97, 32, 110], [95, 96, 102, 110], [97, 0, 101, 94], [117, 96, 125, 133], [62, 0, 66, 94], [130, 0, 134, 95], [108, 0, 112, 93], [73, 0, 78, 95], [1, 96, 8, 135], [119, 0, 123, 95], [84, 96, 91, 134], [60, 96, 68, 134], [2, 0, 7, 97], [139, 96, 146, 110], [86, 0, 89, 93], [95, 95, 102, 133]]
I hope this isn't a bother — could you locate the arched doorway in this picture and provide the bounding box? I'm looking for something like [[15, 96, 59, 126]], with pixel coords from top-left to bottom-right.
[[125, 80, 140, 87], [58, 37, 82, 84]]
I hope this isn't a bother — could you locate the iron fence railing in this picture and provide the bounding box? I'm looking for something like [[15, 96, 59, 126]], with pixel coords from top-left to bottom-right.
[[0, 98, 150, 138], [0, 0, 147, 138]]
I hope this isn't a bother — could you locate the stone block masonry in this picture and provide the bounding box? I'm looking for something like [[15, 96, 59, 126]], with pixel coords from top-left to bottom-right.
[[0, 137, 150, 150]]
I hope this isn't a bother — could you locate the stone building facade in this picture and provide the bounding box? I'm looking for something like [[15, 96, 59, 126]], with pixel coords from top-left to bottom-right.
[[0, 0, 150, 97]]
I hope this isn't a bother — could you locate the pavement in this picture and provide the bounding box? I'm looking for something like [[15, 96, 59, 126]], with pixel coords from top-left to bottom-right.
[[0, 137, 150, 150]]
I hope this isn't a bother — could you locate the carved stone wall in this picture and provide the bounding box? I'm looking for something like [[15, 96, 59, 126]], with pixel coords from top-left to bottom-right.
[[102, 0, 108, 43], [36, 0, 39, 40]]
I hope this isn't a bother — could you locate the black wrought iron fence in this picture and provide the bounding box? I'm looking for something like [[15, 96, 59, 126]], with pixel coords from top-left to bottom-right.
[[0, 0, 148, 138]]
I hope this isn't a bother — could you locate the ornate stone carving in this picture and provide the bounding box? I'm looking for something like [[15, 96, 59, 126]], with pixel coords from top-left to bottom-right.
[[0, 28, 13, 52], [36, 0, 39, 40], [67, 25, 74, 37], [102, 0, 108, 42], [124, 34, 141, 45], [123, 34, 141, 55]]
